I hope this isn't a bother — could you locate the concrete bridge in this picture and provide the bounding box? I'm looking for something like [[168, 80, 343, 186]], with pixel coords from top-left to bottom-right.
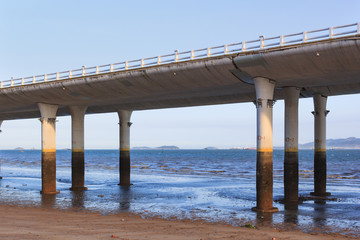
[[1, 23, 359, 212]]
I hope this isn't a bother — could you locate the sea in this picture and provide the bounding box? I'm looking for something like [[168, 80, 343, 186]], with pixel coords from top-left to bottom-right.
[[0, 149, 359, 237]]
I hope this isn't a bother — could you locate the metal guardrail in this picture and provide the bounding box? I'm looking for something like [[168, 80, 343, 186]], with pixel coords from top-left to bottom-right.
[[2, 23, 359, 89]]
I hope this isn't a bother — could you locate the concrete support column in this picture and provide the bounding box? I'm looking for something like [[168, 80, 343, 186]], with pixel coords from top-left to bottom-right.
[[69, 106, 88, 191], [38, 103, 59, 194], [252, 77, 278, 213], [311, 94, 330, 196], [118, 110, 133, 186], [284, 87, 300, 203]]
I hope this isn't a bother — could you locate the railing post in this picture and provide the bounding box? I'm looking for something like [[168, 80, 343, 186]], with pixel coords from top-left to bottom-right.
[[82, 66, 86, 76], [69, 70, 72, 78], [174, 50, 178, 62], [357, 22, 360, 35], [33, 76, 36, 84], [141, 59, 144, 67], [190, 50, 194, 60], [329, 27, 333, 39], [96, 66, 99, 74], [110, 64, 114, 72], [280, 35, 284, 46], [56, 72, 59, 80], [10, 77, 14, 87], [207, 48, 211, 57], [44, 74, 47, 82], [157, 56, 161, 65], [125, 61, 128, 70], [242, 41, 246, 52], [21, 78, 24, 85], [224, 44, 228, 55], [0, 81, 3, 88], [303, 32, 307, 43], [260, 36, 264, 49]]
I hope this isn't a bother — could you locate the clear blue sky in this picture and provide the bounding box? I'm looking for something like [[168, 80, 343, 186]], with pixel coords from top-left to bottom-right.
[[0, 0, 359, 149]]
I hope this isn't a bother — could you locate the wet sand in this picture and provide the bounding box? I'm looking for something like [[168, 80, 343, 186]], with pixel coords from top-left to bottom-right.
[[0, 205, 355, 240]]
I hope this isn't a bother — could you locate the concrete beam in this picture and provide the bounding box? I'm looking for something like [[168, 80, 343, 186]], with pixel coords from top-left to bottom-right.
[[69, 106, 88, 191], [118, 110, 133, 186], [311, 94, 330, 196], [38, 103, 59, 194], [252, 77, 278, 213], [284, 87, 300, 204]]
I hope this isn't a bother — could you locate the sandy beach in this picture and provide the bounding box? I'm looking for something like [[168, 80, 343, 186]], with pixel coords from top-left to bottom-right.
[[0, 205, 355, 240]]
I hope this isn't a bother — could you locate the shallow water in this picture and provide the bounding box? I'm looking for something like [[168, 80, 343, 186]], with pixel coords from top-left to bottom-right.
[[0, 149, 359, 237]]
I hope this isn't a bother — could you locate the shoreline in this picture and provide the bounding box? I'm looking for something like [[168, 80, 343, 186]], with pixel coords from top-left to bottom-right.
[[0, 204, 355, 240]]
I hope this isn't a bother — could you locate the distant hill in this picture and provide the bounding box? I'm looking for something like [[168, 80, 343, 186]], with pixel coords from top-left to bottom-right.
[[132, 147, 152, 150], [132, 146, 180, 150], [300, 137, 360, 149], [204, 147, 218, 150], [156, 146, 180, 150]]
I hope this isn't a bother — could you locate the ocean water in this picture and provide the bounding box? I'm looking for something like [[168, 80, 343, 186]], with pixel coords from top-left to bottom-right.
[[0, 149, 359, 237]]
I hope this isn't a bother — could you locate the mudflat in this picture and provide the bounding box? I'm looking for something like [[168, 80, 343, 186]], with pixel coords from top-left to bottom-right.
[[0, 205, 354, 240]]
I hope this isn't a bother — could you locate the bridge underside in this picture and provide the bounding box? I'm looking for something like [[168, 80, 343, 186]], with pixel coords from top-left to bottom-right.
[[0, 37, 359, 120]]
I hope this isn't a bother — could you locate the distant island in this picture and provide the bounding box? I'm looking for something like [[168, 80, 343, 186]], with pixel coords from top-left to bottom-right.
[[300, 137, 360, 149], [156, 146, 180, 150], [132, 146, 180, 150], [204, 147, 218, 150], [132, 147, 153, 150]]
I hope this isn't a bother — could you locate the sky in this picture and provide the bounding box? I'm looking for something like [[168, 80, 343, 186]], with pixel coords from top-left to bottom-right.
[[0, 0, 359, 149]]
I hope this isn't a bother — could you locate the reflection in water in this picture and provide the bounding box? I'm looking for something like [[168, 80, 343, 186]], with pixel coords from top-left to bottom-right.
[[41, 194, 56, 208], [255, 211, 273, 227], [313, 200, 327, 228], [71, 191, 85, 209], [283, 203, 298, 225], [118, 186, 131, 211]]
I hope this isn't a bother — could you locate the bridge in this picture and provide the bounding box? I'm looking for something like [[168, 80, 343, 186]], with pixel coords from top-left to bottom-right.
[[1, 23, 359, 212]]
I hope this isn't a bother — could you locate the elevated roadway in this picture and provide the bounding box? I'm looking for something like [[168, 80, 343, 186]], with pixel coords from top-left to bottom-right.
[[0, 24, 359, 120]]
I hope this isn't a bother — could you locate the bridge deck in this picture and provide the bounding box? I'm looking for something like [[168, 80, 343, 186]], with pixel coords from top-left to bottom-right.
[[0, 36, 359, 120]]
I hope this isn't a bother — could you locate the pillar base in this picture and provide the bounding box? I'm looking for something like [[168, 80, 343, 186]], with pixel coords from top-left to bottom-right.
[[251, 207, 278, 213], [40, 190, 60, 195], [310, 192, 331, 197], [70, 187, 88, 191], [0, 176, 2, 179]]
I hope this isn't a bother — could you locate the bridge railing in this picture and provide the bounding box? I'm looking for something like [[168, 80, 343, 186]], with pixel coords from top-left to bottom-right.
[[1, 22, 359, 89]]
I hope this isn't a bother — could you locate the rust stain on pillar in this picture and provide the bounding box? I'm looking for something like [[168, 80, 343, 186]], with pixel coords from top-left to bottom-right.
[[41, 151, 57, 194], [284, 151, 299, 202], [71, 151, 87, 191], [120, 150, 131, 186], [312, 151, 329, 196], [256, 151, 275, 211]]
